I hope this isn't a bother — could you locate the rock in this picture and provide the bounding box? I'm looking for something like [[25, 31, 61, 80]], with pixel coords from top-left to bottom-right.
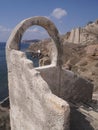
[[62, 60, 72, 70], [76, 59, 88, 66], [85, 44, 98, 57], [64, 19, 98, 44], [0, 106, 10, 130], [95, 19, 98, 24], [39, 56, 51, 66], [0, 97, 10, 130]]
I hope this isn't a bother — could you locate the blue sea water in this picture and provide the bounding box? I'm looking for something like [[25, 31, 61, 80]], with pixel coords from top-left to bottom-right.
[[0, 42, 8, 101], [0, 42, 38, 101]]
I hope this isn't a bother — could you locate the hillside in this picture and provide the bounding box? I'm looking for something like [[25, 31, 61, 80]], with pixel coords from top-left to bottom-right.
[[27, 19, 98, 93]]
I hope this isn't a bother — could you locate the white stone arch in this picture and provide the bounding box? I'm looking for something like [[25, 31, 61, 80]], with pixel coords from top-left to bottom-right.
[[6, 16, 62, 67]]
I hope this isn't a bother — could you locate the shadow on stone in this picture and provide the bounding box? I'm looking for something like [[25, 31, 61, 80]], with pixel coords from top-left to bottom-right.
[[70, 105, 94, 130]]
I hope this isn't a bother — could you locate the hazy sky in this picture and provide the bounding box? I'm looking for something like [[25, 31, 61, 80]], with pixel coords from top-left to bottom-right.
[[0, 0, 98, 41]]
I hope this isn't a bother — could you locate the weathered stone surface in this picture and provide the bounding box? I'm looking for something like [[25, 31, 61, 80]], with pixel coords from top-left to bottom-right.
[[38, 67, 93, 103], [6, 16, 70, 130], [6, 16, 63, 68], [7, 49, 93, 129], [7, 50, 70, 130], [6, 16, 94, 130]]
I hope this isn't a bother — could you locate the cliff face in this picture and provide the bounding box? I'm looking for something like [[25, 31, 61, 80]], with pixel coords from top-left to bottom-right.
[[62, 43, 98, 93], [62, 19, 98, 92], [64, 19, 98, 44]]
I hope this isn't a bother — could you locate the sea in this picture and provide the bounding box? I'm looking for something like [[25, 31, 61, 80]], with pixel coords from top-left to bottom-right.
[[0, 42, 39, 101]]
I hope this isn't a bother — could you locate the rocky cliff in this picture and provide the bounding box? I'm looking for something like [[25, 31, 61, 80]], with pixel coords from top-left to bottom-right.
[[63, 19, 98, 44], [27, 19, 98, 93]]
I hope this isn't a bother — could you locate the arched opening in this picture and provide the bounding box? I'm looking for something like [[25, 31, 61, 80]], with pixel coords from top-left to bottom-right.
[[21, 25, 51, 67]]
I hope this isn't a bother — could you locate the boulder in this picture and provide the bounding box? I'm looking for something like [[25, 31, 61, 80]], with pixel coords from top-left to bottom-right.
[[85, 44, 98, 57]]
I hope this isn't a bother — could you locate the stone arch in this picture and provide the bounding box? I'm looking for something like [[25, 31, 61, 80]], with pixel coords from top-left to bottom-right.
[[6, 16, 62, 66]]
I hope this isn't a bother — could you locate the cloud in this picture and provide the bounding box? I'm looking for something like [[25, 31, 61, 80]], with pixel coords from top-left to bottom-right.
[[0, 25, 11, 32], [26, 27, 48, 35], [27, 27, 39, 33], [0, 25, 12, 41], [51, 8, 67, 19], [22, 27, 49, 40]]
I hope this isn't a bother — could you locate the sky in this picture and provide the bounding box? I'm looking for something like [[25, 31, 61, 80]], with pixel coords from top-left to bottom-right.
[[0, 0, 98, 42]]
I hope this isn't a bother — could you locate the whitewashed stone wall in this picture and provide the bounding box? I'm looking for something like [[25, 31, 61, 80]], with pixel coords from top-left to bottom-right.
[[8, 50, 70, 130]]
